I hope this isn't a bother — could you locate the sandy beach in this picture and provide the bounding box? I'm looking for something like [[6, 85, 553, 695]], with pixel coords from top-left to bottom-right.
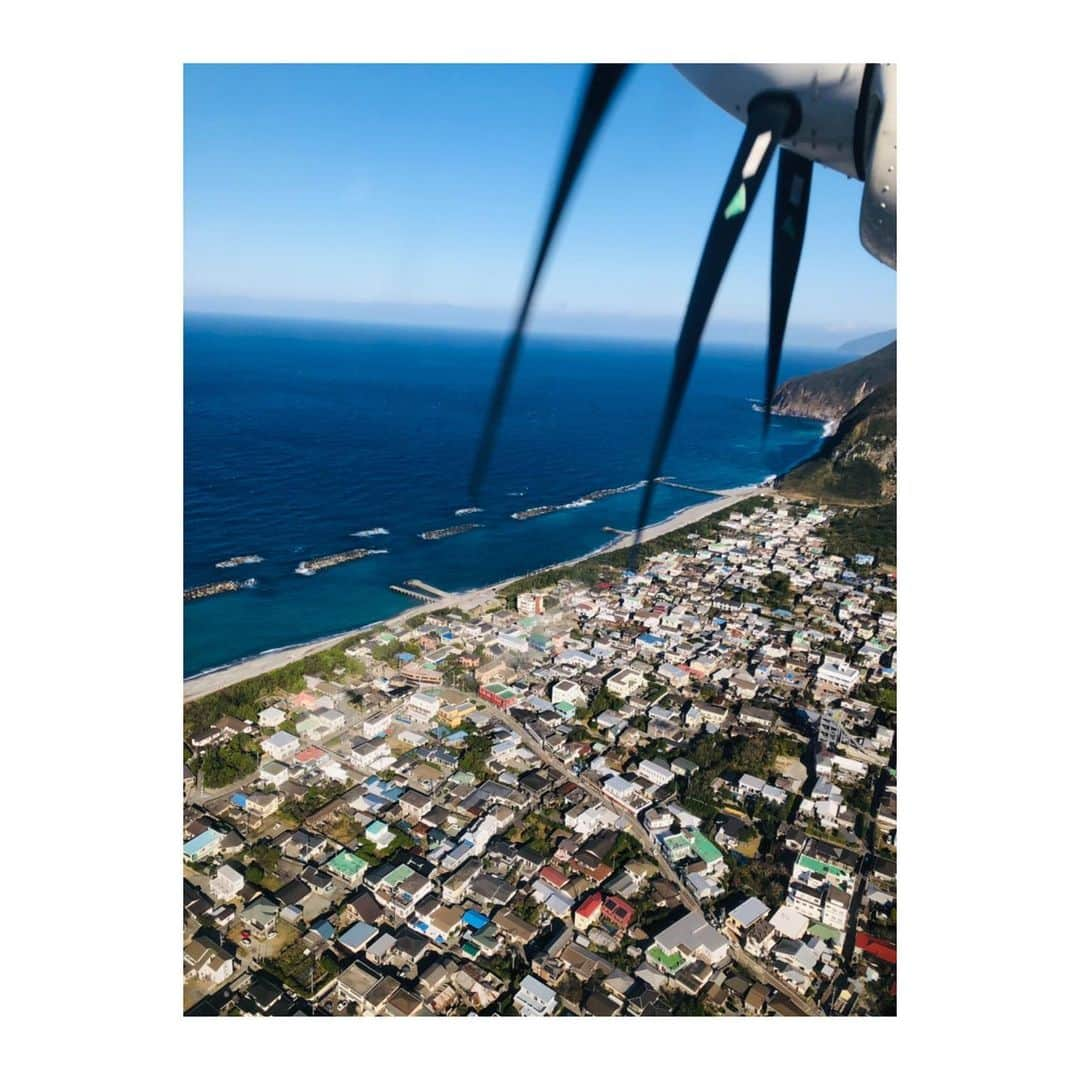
[[182, 482, 768, 702]]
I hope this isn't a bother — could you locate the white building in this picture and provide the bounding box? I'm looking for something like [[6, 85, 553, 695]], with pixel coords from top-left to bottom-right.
[[657, 662, 690, 688], [606, 668, 646, 698], [648, 911, 730, 973], [514, 974, 558, 1017], [638, 759, 676, 788], [360, 713, 392, 739], [406, 691, 442, 725], [259, 760, 290, 787], [350, 737, 392, 772], [516, 592, 545, 616], [738, 774, 766, 799], [257, 706, 286, 728], [551, 680, 586, 708], [261, 730, 300, 762], [209, 864, 245, 902], [816, 660, 862, 693]]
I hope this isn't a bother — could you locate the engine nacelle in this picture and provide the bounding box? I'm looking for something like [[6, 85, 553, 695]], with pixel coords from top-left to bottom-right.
[[675, 63, 896, 269]]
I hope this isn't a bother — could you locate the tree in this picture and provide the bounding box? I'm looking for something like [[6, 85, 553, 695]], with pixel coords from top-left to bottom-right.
[[459, 731, 493, 779], [200, 737, 259, 789], [586, 685, 619, 720]]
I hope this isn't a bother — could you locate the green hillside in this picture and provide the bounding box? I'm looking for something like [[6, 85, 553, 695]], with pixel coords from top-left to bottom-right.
[[777, 381, 896, 505]]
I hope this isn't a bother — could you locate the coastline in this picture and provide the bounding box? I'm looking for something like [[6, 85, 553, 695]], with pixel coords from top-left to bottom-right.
[[182, 481, 768, 702]]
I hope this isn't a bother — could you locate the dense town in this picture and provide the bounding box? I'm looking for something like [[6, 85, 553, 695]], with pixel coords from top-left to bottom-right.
[[183, 495, 897, 1017]]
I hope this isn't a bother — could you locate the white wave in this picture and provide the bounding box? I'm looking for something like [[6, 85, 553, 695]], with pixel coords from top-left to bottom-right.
[[564, 497, 594, 509], [454, 507, 484, 516], [822, 420, 839, 437], [350, 527, 389, 537], [506, 491, 525, 496]]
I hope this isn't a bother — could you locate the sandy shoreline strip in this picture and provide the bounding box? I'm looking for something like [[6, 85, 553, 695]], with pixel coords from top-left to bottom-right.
[[182, 482, 767, 702]]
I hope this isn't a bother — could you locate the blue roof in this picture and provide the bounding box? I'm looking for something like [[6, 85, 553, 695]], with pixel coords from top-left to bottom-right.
[[183, 828, 221, 858], [312, 918, 335, 940], [230, 793, 247, 807], [366, 777, 404, 801], [339, 921, 378, 951], [462, 909, 489, 930], [395, 651, 415, 661]]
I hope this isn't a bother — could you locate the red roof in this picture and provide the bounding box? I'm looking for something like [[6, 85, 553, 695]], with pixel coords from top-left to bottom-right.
[[539, 865, 569, 889], [576, 893, 602, 918], [855, 932, 897, 965]]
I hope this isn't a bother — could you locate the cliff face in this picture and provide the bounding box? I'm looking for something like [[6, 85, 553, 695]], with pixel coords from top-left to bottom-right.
[[777, 381, 896, 504], [771, 342, 896, 422]]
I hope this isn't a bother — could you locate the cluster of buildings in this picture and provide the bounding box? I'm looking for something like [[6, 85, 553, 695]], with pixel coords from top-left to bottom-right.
[[183, 497, 897, 1017]]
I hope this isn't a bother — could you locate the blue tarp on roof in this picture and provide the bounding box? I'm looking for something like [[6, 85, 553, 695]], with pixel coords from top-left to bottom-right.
[[462, 909, 489, 930], [230, 793, 247, 808]]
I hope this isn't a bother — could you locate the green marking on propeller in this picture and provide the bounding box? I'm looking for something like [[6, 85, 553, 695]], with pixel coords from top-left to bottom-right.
[[723, 183, 747, 220], [782, 214, 796, 239]]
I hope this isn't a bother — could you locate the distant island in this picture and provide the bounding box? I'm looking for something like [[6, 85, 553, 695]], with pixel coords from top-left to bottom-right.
[[837, 329, 896, 355]]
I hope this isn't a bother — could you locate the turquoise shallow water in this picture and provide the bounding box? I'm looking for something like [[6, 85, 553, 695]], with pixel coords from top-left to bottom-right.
[[184, 314, 832, 676]]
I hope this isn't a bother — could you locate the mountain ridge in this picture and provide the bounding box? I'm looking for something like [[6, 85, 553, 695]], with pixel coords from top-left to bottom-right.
[[771, 342, 896, 423]]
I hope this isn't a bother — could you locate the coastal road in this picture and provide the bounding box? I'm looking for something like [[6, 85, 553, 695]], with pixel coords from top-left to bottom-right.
[[182, 484, 769, 703]]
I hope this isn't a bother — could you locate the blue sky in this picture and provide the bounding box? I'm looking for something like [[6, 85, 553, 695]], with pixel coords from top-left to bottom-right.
[[185, 64, 895, 347]]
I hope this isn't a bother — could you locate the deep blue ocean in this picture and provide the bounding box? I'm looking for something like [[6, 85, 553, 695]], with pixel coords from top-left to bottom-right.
[[184, 314, 836, 677]]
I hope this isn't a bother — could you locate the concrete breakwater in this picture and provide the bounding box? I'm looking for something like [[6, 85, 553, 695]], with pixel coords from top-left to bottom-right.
[[184, 578, 255, 602], [295, 548, 386, 575], [418, 523, 483, 541]]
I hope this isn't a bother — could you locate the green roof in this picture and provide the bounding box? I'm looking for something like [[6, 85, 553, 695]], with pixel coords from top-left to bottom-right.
[[382, 863, 412, 888], [328, 851, 368, 878], [691, 829, 723, 864], [797, 853, 847, 879], [647, 944, 686, 973], [664, 832, 692, 850]]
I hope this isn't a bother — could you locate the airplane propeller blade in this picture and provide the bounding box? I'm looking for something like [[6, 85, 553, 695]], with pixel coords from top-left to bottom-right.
[[762, 149, 813, 436], [469, 63, 630, 496], [630, 92, 798, 567]]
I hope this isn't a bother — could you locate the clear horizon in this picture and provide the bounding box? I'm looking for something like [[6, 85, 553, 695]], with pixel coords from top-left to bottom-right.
[[183, 302, 892, 352], [185, 64, 896, 350]]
